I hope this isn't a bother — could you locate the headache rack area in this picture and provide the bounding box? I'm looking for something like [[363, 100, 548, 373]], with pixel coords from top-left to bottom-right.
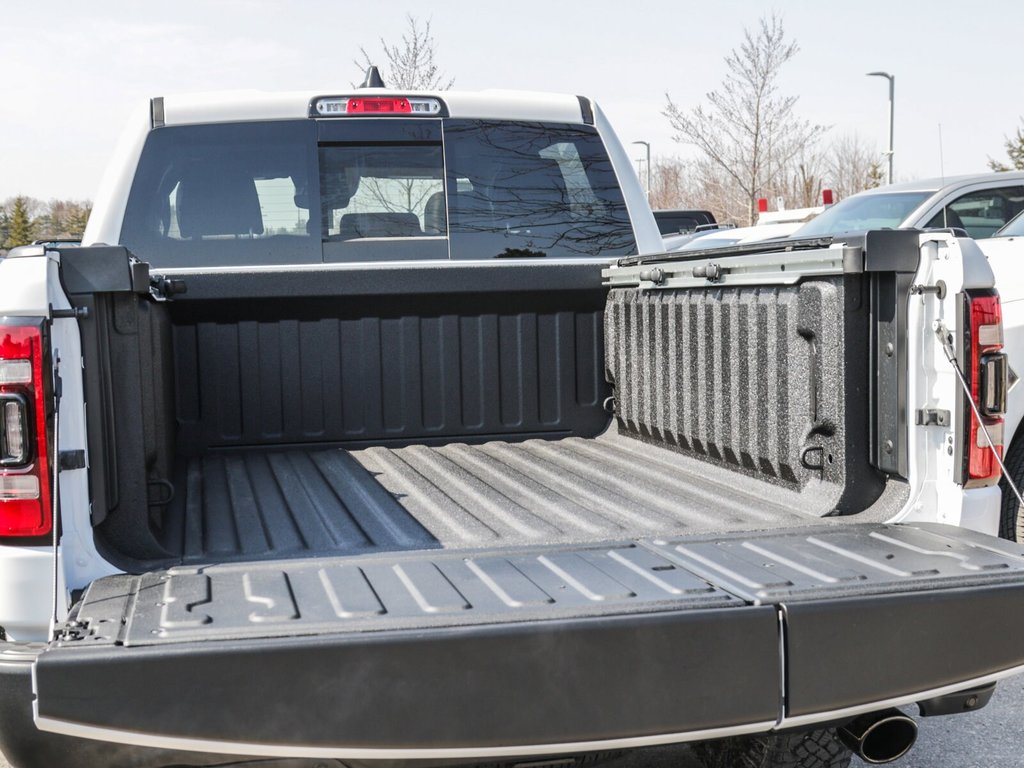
[[33, 523, 1024, 756]]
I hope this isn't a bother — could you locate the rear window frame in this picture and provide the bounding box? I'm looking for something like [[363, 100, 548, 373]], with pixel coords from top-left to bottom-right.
[[120, 117, 636, 268]]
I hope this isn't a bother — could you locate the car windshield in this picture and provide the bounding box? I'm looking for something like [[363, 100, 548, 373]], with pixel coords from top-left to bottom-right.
[[791, 191, 933, 238], [994, 211, 1024, 237]]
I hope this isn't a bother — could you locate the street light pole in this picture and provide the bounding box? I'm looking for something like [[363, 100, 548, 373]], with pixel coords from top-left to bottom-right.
[[632, 140, 651, 204], [867, 71, 895, 184]]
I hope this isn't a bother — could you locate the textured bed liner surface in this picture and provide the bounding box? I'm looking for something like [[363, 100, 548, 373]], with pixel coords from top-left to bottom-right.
[[161, 428, 827, 564]]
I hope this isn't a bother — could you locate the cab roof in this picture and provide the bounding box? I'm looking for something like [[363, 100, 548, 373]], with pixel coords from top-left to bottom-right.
[[157, 89, 592, 127]]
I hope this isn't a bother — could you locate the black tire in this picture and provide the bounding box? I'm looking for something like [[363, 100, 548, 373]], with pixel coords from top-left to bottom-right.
[[998, 439, 1024, 541], [693, 729, 852, 768]]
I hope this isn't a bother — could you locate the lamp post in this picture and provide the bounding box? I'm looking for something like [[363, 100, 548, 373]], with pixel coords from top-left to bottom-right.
[[632, 140, 651, 204], [866, 71, 895, 184]]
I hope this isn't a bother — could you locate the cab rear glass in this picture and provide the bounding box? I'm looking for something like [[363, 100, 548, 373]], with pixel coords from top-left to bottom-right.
[[121, 118, 637, 267]]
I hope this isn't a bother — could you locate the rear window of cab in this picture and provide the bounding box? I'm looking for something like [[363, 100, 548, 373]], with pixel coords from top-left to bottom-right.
[[121, 118, 637, 267]]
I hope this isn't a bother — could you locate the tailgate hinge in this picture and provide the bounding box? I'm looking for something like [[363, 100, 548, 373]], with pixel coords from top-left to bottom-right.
[[54, 619, 93, 644]]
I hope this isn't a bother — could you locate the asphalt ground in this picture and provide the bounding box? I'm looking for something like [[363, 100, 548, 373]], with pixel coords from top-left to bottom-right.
[[606, 672, 1024, 768], [1, 674, 1021, 767]]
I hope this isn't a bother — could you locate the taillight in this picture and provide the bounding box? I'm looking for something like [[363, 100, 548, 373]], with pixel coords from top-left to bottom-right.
[[958, 291, 1007, 486], [312, 96, 443, 116], [0, 321, 51, 537], [347, 97, 412, 114]]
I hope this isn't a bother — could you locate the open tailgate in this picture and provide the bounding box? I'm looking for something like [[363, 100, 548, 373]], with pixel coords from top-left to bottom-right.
[[33, 522, 1024, 759]]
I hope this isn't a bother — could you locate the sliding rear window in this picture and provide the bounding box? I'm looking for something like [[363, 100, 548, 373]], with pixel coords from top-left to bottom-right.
[[121, 117, 636, 266], [319, 133, 447, 262]]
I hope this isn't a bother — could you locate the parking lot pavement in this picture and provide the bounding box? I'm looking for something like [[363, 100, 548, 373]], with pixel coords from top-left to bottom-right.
[[900, 672, 1024, 767], [594, 672, 1024, 768], [1, 675, 1021, 768]]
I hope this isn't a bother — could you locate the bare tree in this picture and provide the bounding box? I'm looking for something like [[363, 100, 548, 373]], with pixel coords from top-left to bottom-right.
[[685, 159, 749, 225], [356, 15, 454, 90], [785, 147, 825, 209], [664, 14, 824, 225], [648, 157, 698, 210], [825, 133, 882, 200]]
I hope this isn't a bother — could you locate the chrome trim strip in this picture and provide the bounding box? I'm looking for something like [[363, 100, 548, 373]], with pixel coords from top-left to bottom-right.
[[779, 662, 1024, 730], [0, 642, 44, 663], [31, 716, 777, 759], [775, 606, 788, 726], [154, 257, 619, 275]]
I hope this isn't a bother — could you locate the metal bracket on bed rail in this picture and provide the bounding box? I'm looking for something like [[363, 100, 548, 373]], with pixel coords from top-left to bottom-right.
[[149, 275, 188, 301], [603, 247, 850, 290], [693, 263, 726, 282], [50, 306, 89, 319]]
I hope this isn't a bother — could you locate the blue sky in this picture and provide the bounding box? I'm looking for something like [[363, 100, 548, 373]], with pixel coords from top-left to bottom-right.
[[2, 0, 1022, 200]]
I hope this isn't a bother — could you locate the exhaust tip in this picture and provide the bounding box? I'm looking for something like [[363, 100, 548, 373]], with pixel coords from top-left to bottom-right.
[[838, 709, 918, 764]]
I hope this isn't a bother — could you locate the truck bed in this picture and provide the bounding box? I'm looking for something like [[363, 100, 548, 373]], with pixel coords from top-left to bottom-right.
[[66, 255, 896, 569], [158, 426, 900, 566]]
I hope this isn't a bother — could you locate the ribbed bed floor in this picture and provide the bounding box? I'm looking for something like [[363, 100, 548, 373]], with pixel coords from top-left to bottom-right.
[[161, 429, 819, 564]]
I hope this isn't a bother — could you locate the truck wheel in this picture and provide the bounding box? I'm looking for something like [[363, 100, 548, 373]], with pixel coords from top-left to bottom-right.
[[999, 440, 1024, 541], [693, 729, 852, 768]]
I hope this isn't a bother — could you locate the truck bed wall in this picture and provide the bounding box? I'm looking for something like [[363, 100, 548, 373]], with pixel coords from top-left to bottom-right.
[[71, 290, 178, 560], [169, 291, 609, 455], [604, 277, 886, 513]]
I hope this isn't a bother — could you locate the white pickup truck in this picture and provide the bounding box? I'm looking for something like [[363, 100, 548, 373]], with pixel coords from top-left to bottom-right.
[[1, 82, 1024, 768]]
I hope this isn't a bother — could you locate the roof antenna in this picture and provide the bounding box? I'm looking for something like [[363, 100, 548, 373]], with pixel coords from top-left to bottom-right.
[[360, 65, 385, 89], [938, 123, 945, 184]]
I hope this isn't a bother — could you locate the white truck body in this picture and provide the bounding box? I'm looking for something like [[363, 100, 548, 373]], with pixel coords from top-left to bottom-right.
[[0, 86, 1022, 768], [0, 92, 1009, 640]]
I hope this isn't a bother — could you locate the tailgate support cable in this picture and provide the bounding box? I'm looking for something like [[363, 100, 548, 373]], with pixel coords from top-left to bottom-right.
[[49, 355, 62, 640], [935, 321, 1024, 508]]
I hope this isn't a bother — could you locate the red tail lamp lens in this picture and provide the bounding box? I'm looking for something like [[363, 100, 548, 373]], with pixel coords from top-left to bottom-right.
[[0, 323, 51, 537], [346, 97, 412, 114]]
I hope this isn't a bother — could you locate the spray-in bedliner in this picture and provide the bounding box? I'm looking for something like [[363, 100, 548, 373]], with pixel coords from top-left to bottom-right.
[[158, 425, 906, 565]]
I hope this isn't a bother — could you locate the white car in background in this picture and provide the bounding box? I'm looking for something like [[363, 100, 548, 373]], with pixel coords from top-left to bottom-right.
[[792, 172, 1024, 241], [667, 172, 1024, 253]]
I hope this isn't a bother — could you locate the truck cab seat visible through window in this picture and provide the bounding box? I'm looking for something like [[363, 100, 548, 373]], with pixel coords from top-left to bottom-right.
[[337, 212, 423, 239], [176, 167, 265, 239], [423, 191, 446, 235]]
